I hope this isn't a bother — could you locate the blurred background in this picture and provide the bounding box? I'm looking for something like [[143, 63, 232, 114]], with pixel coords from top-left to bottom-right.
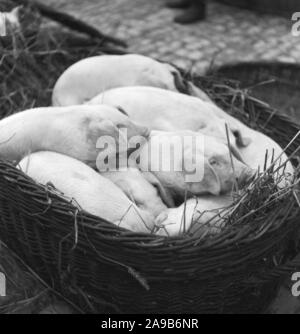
[[46, 0, 300, 73]]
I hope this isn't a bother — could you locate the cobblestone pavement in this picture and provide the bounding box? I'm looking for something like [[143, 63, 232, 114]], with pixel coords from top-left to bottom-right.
[[46, 0, 300, 73]]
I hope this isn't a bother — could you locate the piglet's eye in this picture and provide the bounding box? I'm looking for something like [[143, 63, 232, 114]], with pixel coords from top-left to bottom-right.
[[209, 159, 218, 166]]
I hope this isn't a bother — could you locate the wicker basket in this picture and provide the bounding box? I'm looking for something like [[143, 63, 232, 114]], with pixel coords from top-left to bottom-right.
[[217, 0, 299, 17], [209, 62, 300, 123], [1, 5, 300, 314]]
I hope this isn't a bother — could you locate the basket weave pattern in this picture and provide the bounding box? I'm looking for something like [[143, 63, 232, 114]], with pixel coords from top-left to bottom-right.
[[0, 164, 298, 313]]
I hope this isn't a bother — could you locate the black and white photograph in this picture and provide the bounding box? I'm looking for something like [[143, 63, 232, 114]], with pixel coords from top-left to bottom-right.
[[0, 0, 300, 317]]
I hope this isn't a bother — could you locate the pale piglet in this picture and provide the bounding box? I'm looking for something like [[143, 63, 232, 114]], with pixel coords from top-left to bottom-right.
[[52, 54, 211, 106], [18, 152, 155, 233], [101, 168, 173, 219], [0, 105, 149, 165], [88, 86, 250, 151], [239, 127, 294, 186], [155, 195, 233, 237], [132, 130, 254, 201]]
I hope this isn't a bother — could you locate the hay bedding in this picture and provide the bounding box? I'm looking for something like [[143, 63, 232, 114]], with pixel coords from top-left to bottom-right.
[[209, 62, 300, 124], [0, 1, 299, 314]]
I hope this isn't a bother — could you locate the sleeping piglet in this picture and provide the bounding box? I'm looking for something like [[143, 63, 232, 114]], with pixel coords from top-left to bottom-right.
[[88, 86, 250, 151], [52, 54, 211, 106], [154, 195, 233, 237], [239, 127, 294, 173], [101, 167, 173, 219], [131, 130, 255, 202], [0, 105, 149, 165], [18, 152, 155, 233]]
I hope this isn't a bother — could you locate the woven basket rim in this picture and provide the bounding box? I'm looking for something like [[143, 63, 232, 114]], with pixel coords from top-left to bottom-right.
[[209, 61, 300, 76], [0, 88, 298, 250]]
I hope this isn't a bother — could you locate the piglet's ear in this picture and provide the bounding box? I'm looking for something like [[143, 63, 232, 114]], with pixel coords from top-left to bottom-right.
[[204, 159, 222, 196], [90, 119, 150, 163], [171, 70, 189, 94], [90, 119, 148, 142], [231, 128, 251, 148], [187, 82, 213, 103], [90, 119, 119, 139], [115, 105, 128, 116], [229, 144, 246, 164], [116, 120, 150, 141], [90, 120, 120, 163]]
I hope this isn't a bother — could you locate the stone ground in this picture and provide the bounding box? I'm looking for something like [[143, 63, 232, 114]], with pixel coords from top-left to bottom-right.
[[46, 0, 300, 73]]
